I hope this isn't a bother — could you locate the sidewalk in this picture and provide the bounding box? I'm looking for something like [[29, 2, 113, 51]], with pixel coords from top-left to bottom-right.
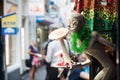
[[22, 65, 47, 80]]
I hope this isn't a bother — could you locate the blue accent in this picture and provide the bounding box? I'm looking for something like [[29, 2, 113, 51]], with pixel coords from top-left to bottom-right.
[[2, 13, 16, 18], [84, 66, 90, 74], [36, 16, 44, 18], [36, 20, 44, 23], [49, 1, 54, 5], [36, 16, 44, 23], [69, 68, 84, 80], [2, 27, 18, 35]]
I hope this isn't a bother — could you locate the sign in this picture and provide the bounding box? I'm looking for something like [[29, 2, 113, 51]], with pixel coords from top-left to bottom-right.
[[2, 13, 17, 35], [2, 28, 18, 35], [36, 16, 45, 23], [28, 0, 45, 22], [28, 0, 45, 16]]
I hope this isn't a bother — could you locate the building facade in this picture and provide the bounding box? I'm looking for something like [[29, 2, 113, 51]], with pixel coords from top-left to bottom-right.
[[4, 0, 37, 80]]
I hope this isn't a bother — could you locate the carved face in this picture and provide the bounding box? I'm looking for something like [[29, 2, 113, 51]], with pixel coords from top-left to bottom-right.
[[67, 12, 85, 33]]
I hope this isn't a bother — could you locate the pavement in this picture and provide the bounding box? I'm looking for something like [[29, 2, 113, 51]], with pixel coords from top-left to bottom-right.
[[22, 65, 47, 80]]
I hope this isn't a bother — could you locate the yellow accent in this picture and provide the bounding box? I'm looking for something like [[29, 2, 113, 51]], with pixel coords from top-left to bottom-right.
[[2, 14, 16, 28], [78, 0, 80, 2]]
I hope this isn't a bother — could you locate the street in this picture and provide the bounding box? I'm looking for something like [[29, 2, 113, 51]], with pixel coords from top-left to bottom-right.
[[22, 65, 46, 80]]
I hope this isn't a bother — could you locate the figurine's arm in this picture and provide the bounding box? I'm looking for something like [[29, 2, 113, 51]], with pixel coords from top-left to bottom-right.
[[88, 31, 115, 51], [87, 31, 98, 49], [97, 33, 116, 53]]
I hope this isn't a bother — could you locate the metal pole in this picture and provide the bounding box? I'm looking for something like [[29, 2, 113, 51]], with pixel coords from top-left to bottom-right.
[[0, 0, 6, 80], [116, 0, 120, 80], [0, 19, 5, 80], [16, 0, 22, 74]]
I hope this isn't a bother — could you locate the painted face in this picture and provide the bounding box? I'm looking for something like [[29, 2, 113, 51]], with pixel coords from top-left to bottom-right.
[[70, 18, 79, 32], [67, 17, 79, 32]]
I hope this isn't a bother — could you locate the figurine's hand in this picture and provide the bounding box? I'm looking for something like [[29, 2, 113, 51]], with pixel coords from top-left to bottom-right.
[[105, 47, 115, 56], [71, 55, 79, 62]]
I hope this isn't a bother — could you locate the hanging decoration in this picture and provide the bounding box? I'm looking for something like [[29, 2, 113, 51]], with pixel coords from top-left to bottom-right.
[[72, 0, 116, 50], [73, 0, 84, 13], [94, 0, 116, 42], [83, 0, 95, 31], [101, 0, 107, 5]]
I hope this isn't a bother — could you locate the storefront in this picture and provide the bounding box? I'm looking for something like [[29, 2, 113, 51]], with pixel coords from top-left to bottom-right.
[[3, 0, 32, 80]]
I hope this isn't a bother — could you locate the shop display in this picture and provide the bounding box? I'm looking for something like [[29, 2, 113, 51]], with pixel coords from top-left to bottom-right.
[[68, 12, 116, 80]]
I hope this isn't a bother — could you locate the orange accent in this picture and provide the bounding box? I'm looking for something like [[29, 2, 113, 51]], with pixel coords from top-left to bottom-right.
[[104, 46, 109, 50], [8, 5, 17, 13]]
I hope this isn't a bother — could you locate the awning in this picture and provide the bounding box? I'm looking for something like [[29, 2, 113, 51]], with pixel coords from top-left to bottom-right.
[[38, 20, 53, 26]]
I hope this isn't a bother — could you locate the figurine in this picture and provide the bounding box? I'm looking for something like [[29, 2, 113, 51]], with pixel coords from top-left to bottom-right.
[[67, 12, 116, 80]]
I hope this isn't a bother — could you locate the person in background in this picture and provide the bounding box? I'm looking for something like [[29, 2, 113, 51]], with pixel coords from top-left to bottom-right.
[[68, 53, 89, 80], [42, 26, 57, 80], [28, 39, 40, 80], [42, 35, 70, 80], [69, 67, 89, 80], [42, 26, 57, 63], [43, 27, 89, 80], [79, 53, 90, 74], [66, 33, 89, 80]]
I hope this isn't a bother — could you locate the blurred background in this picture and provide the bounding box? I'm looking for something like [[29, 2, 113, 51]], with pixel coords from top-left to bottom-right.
[[0, 0, 119, 80]]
